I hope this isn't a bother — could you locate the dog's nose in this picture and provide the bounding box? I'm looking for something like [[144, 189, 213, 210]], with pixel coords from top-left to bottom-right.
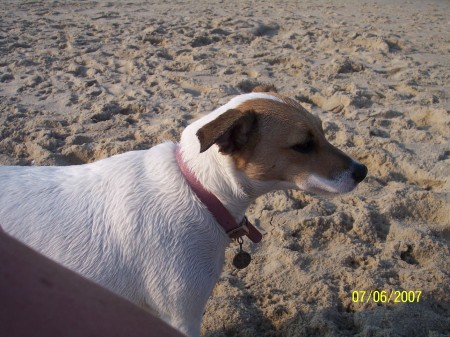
[[352, 162, 368, 183]]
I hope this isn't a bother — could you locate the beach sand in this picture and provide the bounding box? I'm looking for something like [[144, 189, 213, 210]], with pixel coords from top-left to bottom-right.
[[0, 0, 449, 336]]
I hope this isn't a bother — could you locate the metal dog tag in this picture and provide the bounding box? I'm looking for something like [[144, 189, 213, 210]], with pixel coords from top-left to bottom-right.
[[233, 251, 251, 269], [232, 238, 251, 269]]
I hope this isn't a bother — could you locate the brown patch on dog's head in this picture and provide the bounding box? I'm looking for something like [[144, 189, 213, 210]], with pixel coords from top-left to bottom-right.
[[232, 97, 352, 183], [252, 84, 278, 93]]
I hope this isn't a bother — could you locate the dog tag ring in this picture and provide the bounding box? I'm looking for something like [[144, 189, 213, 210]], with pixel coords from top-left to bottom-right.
[[232, 237, 251, 269]]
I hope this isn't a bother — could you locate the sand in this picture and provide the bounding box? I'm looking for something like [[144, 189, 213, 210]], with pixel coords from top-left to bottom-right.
[[0, 0, 449, 336]]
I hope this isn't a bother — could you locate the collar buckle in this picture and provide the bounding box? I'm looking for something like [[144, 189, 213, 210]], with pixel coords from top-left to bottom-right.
[[226, 217, 250, 239]]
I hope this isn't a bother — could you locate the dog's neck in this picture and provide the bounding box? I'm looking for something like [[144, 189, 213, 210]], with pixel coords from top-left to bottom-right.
[[178, 140, 253, 222]]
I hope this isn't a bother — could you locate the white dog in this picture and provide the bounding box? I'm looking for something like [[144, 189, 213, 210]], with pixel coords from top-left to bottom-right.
[[1, 88, 367, 337]]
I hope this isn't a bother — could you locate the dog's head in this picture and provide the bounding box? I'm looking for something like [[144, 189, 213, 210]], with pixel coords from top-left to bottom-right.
[[195, 87, 367, 195]]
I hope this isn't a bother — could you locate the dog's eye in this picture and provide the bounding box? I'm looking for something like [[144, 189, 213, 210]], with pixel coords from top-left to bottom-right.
[[291, 140, 315, 153]]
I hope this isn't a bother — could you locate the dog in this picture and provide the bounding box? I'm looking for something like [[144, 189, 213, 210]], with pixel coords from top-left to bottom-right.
[[1, 87, 367, 337]]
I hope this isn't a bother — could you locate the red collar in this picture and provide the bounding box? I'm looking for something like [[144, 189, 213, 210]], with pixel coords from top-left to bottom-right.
[[175, 147, 262, 243]]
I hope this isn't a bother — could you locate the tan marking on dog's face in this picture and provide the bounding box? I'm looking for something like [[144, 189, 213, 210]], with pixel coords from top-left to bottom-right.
[[231, 95, 355, 192]]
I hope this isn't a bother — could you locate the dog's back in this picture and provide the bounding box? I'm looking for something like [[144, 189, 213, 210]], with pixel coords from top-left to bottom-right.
[[1, 143, 177, 300]]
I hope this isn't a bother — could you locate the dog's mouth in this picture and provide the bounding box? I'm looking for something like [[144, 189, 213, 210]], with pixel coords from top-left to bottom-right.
[[298, 162, 368, 195], [300, 174, 356, 195]]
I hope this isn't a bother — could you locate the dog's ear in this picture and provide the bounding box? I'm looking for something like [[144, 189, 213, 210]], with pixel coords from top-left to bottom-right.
[[196, 109, 257, 154], [252, 84, 278, 93]]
